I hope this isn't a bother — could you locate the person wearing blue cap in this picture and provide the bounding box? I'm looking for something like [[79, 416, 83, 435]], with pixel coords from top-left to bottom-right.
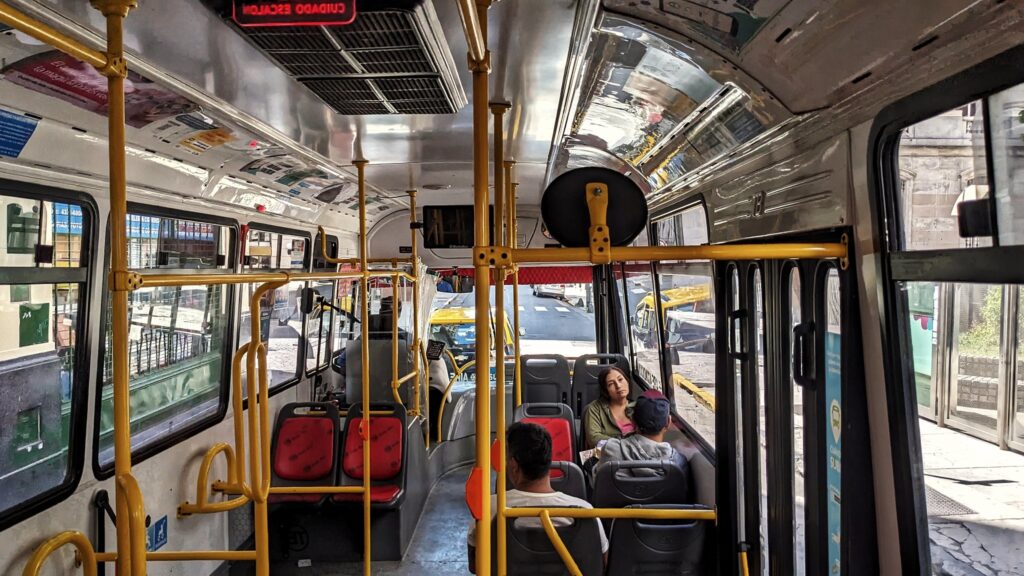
[[595, 389, 683, 477]]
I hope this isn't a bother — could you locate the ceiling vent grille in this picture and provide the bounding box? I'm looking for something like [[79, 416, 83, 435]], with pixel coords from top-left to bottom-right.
[[215, 1, 466, 116]]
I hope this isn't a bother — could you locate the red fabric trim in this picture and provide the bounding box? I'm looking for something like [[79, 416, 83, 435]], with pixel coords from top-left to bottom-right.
[[273, 417, 336, 481], [343, 417, 403, 481]]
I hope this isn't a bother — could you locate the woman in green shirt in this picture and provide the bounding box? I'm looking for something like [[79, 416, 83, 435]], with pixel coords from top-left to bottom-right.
[[582, 366, 635, 449]]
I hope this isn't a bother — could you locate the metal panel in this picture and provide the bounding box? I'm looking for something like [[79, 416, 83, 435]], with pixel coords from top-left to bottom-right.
[[704, 133, 849, 243]]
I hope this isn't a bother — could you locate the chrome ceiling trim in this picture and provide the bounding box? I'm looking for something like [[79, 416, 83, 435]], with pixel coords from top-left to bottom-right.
[[543, 0, 601, 188]]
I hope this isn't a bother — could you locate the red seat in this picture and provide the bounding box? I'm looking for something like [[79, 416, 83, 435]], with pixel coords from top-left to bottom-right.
[[269, 403, 340, 504], [332, 403, 407, 508], [514, 403, 577, 476]]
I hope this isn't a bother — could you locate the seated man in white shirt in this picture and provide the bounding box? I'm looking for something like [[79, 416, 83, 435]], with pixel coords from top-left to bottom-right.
[[596, 389, 685, 478], [468, 422, 608, 573]]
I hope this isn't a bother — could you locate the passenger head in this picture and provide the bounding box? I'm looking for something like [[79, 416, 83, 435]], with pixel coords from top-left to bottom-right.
[[598, 366, 631, 404], [506, 422, 552, 487], [633, 389, 672, 436]]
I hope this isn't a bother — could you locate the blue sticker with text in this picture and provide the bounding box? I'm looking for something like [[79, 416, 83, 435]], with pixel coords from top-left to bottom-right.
[[0, 108, 38, 158]]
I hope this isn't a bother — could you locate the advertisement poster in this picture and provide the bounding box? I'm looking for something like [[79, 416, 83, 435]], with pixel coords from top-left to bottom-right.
[[0, 107, 38, 158], [2, 51, 199, 129], [825, 329, 842, 575], [53, 203, 83, 235], [145, 112, 236, 156]]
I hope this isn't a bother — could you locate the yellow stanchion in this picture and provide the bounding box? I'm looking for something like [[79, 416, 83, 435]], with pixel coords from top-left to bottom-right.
[[436, 359, 477, 443], [355, 159, 373, 576], [21, 531, 98, 576], [491, 99, 511, 576], [539, 511, 582, 576]]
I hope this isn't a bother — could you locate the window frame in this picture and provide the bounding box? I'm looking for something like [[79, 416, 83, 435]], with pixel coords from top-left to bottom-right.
[[241, 222, 311, 395], [869, 44, 1024, 576], [306, 231, 340, 378], [651, 197, 717, 457], [0, 180, 96, 531], [92, 203, 238, 480]]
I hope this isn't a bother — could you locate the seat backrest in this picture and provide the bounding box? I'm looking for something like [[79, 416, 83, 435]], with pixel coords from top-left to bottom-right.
[[606, 504, 708, 576], [570, 354, 630, 416], [520, 355, 570, 405], [339, 403, 407, 485], [591, 457, 690, 509], [345, 338, 413, 405], [514, 403, 576, 469], [491, 511, 604, 576], [549, 461, 586, 500], [270, 403, 339, 498]]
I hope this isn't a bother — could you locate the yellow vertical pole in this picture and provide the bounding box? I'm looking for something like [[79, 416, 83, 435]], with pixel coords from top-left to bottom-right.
[[355, 159, 372, 576], [409, 190, 422, 419], [471, 2, 492, 574], [503, 162, 520, 407], [490, 101, 510, 576], [391, 272, 400, 404], [89, 2, 137, 574]]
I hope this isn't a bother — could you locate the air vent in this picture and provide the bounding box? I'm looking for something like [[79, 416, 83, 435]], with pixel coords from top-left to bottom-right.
[[213, 1, 466, 115]]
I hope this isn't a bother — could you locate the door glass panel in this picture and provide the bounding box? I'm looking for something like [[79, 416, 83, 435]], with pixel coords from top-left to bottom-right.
[[908, 282, 940, 419], [948, 284, 1002, 437], [790, 268, 805, 576], [897, 100, 991, 251], [1016, 289, 1024, 447], [656, 260, 715, 447], [731, 267, 745, 545], [754, 269, 769, 574], [988, 82, 1024, 246], [824, 269, 842, 576]]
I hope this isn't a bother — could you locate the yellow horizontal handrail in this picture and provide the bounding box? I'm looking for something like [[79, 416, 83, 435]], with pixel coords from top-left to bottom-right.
[[0, 4, 107, 70], [436, 359, 477, 443], [94, 550, 259, 562], [673, 373, 716, 412], [510, 242, 847, 265], [503, 507, 717, 521], [22, 531, 97, 576], [268, 486, 364, 495], [540, 510, 582, 576], [395, 370, 419, 386], [132, 268, 410, 289]]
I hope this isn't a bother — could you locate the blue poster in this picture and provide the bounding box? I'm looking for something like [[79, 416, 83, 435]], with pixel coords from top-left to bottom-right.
[[53, 203, 83, 235], [825, 331, 842, 574], [0, 108, 38, 158]]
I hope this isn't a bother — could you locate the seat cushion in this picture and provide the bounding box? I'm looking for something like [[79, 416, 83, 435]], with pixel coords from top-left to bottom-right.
[[343, 417, 404, 481], [274, 417, 336, 481], [332, 485, 401, 503]]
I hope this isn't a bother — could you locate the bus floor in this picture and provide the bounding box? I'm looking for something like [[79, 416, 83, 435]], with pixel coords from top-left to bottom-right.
[[268, 466, 472, 575], [921, 419, 1024, 575]]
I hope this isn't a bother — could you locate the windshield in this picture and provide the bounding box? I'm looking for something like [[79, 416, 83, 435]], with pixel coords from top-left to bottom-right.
[[431, 323, 476, 348]]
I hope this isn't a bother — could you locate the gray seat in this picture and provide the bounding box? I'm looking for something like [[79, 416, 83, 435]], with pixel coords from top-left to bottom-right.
[[345, 336, 413, 406], [496, 461, 586, 501], [591, 458, 690, 532], [520, 354, 571, 405], [570, 354, 630, 416], [491, 507, 604, 575], [606, 504, 708, 575]]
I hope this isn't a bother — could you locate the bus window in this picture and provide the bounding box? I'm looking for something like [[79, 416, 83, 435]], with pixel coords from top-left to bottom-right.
[[0, 192, 90, 528], [97, 211, 234, 471], [239, 228, 309, 392], [621, 265, 663, 391], [657, 260, 715, 447]]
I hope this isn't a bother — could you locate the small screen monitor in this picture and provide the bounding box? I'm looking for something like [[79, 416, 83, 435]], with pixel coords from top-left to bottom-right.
[[422, 205, 493, 249]]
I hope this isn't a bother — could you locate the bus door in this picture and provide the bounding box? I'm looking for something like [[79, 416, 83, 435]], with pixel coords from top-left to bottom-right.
[[717, 255, 873, 576]]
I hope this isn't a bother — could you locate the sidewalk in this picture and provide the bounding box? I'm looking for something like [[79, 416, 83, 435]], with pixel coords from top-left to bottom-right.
[[920, 420, 1024, 575]]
